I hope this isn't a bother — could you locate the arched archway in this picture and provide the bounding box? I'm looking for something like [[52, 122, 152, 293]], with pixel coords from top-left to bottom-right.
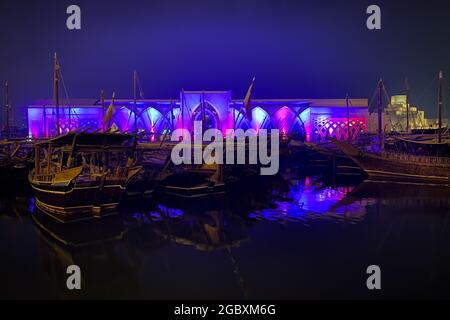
[[272, 106, 306, 141], [251, 107, 271, 132], [111, 106, 171, 140], [233, 108, 249, 130], [233, 106, 274, 132], [191, 102, 220, 132], [111, 107, 134, 132], [140, 107, 170, 141]]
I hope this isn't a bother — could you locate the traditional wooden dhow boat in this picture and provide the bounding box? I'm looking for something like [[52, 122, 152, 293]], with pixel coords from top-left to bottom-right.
[[159, 147, 226, 199], [333, 72, 450, 185], [29, 132, 141, 223], [126, 142, 173, 199], [333, 138, 450, 184], [160, 163, 226, 199]]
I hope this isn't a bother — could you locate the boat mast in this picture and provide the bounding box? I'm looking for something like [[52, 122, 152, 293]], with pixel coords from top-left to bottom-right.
[[133, 70, 137, 133], [377, 79, 384, 147], [170, 98, 174, 132], [109, 91, 116, 130], [5, 81, 10, 138], [54, 53, 60, 136], [202, 91, 206, 133], [181, 88, 184, 132], [100, 89, 105, 132], [438, 71, 443, 143], [346, 93, 350, 141], [405, 77, 410, 132]]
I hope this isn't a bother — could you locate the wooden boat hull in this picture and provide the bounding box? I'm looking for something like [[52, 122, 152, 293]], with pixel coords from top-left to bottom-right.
[[30, 179, 125, 223], [351, 154, 449, 184], [333, 140, 450, 184]]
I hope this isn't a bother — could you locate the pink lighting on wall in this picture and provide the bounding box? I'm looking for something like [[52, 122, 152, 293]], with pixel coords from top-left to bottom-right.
[[273, 106, 303, 138], [313, 117, 366, 141], [112, 107, 134, 132]]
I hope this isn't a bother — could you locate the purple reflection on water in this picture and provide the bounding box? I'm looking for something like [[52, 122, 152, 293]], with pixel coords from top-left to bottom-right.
[[130, 205, 184, 223], [249, 177, 367, 224]]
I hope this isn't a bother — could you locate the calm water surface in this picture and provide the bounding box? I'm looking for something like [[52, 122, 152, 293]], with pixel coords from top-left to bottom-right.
[[1, 175, 449, 299]]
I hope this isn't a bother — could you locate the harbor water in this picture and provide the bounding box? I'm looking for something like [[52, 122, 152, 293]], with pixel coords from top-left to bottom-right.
[[1, 174, 449, 299]]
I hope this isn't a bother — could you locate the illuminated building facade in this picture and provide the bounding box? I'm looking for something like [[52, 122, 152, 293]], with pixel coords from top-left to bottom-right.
[[27, 91, 368, 142], [383, 95, 449, 131]]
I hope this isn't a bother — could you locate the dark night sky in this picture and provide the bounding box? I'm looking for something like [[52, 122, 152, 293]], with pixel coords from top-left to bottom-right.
[[0, 0, 449, 127]]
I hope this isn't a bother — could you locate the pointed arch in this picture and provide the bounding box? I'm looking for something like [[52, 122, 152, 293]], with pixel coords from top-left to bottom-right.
[[191, 101, 220, 131], [111, 107, 134, 132], [251, 107, 271, 132], [141, 107, 170, 135], [272, 106, 306, 140]]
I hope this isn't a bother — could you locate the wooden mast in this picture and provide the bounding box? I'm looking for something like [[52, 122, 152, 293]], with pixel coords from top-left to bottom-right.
[[133, 70, 137, 133], [377, 79, 384, 148], [5, 81, 10, 138], [405, 77, 411, 132], [100, 89, 105, 132], [438, 71, 443, 143], [109, 91, 116, 130], [181, 88, 184, 132], [170, 98, 174, 132], [201, 91, 206, 133], [346, 93, 350, 141], [54, 53, 60, 136]]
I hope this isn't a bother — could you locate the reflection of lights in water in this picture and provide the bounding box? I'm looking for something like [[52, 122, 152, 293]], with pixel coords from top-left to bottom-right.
[[153, 205, 184, 219], [316, 188, 346, 203], [130, 206, 184, 223], [29, 198, 35, 212], [249, 177, 367, 225], [291, 183, 349, 213], [304, 176, 311, 186]]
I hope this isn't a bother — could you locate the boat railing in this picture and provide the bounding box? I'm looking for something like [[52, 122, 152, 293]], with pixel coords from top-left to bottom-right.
[[381, 151, 450, 165], [33, 173, 55, 182]]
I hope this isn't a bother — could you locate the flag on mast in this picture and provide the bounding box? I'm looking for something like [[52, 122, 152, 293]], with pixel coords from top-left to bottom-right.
[[243, 76, 256, 121], [103, 92, 116, 129]]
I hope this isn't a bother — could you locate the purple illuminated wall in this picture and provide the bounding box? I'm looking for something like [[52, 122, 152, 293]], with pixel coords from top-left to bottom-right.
[[28, 93, 368, 141], [27, 106, 103, 138]]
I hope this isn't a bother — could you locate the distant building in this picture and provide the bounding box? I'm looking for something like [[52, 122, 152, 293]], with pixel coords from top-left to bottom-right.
[[368, 95, 448, 132]]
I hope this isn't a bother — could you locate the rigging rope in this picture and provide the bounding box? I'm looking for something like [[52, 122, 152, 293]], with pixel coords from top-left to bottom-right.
[[368, 87, 378, 113], [414, 76, 436, 107], [57, 60, 80, 133], [58, 62, 71, 108], [382, 83, 391, 105], [136, 72, 145, 100]]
